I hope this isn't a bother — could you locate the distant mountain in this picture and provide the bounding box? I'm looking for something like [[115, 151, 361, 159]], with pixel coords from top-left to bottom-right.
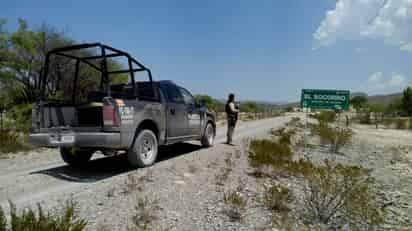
[[367, 92, 402, 105], [278, 91, 403, 108]]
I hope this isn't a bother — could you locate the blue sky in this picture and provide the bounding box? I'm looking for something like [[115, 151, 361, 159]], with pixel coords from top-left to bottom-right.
[[2, 0, 412, 102]]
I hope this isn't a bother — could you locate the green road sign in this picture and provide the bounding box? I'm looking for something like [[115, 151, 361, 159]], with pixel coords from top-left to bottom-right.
[[301, 89, 350, 110]]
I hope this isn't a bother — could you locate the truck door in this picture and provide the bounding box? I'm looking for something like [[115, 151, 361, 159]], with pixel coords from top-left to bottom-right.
[[160, 83, 189, 138], [179, 87, 202, 136]]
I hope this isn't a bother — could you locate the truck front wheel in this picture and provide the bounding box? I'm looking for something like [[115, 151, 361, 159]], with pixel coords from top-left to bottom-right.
[[201, 122, 215, 147], [60, 147, 94, 167], [128, 129, 158, 168]]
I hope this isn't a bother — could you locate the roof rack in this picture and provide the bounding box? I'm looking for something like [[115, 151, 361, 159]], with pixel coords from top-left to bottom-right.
[[40, 43, 153, 101]]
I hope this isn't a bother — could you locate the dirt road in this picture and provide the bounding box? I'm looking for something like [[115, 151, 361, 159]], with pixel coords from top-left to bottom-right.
[[0, 116, 292, 230]]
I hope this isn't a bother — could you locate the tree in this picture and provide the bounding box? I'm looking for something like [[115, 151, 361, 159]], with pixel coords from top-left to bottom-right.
[[0, 19, 130, 133], [350, 96, 368, 111], [194, 95, 223, 112], [402, 87, 412, 116], [240, 101, 261, 113], [385, 97, 402, 116]]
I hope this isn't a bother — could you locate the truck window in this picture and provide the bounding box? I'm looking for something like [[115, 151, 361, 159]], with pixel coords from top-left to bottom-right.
[[161, 84, 184, 103], [179, 87, 195, 105]]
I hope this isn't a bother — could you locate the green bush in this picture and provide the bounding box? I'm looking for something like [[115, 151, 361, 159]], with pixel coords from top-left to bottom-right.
[[0, 130, 31, 154], [0, 200, 87, 231], [248, 139, 293, 176], [9, 103, 33, 133], [302, 160, 385, 230]]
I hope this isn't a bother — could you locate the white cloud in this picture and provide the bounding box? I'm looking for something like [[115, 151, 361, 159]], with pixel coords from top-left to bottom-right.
[[314, 0, 412, 51], [388, 73, 406, 86], [368, 71, 384, 83], [366, 71, 408, 91]]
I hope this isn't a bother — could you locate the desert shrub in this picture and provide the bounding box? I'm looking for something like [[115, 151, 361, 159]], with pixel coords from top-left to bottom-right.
[[382, 118, 394, 127], [311, 123, 353, 153], [286, 117, 302, 127], [270, 127, 286, 137], [0, 200, 87, 231], [279, 129, 296, 146], [129, 197, 160, 231], [248, 139, 293, 176], [359, 112, 372, 124], [271, 127, 296, 145], [0, 130, 31, 154], [8, 103, 33, 133], [314, 111, 336, 124], [223, 190, 247, 222], [395, 118, 408, 129], [302, 160, 385, 230], [263, 183, 294, 213]]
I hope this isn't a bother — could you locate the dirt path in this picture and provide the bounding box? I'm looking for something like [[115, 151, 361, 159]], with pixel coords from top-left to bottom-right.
[[0, 116, 292, 230]]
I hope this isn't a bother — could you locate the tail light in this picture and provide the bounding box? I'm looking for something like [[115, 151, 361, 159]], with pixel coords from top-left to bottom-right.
[[103, 101, 120, 127]]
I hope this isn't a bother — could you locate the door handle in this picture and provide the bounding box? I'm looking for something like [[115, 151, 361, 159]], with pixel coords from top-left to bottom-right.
[[170, 108, 175, 115]]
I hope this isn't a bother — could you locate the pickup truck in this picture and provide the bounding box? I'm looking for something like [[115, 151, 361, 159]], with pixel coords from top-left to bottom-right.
[[29, 43, 216, 167]]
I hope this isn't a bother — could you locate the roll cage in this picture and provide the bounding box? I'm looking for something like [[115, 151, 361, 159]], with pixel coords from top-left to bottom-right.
[[40, 43, 154, 102]]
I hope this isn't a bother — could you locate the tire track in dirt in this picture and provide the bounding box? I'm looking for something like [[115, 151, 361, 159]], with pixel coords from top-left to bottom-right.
[[0, 116, 292, 209]]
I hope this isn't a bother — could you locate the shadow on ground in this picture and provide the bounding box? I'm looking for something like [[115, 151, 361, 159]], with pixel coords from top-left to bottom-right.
[[30, 142, 203, 183]]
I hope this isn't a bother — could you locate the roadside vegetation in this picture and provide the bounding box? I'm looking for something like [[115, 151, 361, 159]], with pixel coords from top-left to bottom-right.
[[351, 87, 412, 129], [128, 196, 160, 231], [246, 116, 386, 229], [0, 200, 87, 231]]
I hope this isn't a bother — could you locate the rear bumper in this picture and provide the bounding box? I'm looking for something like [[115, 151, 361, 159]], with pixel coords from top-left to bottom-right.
[[29, 132, 121, 148]]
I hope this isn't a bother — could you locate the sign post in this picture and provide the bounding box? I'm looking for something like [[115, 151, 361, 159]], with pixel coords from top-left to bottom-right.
[[300, 89, 350, 155]]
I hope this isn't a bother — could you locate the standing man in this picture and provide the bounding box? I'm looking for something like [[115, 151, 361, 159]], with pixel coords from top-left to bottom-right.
[[225, 93, 239, 145]]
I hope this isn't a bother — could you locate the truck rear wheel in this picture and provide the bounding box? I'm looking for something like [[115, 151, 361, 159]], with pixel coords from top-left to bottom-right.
[[60, 147, 94, 167], [201, 122, 215, 147], [128, 129, 158, 168]]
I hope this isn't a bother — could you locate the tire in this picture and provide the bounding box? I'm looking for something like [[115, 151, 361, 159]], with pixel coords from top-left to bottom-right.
[[201, 122, 215, 147], [60, 147, 94, 167], [128, 129, 158, 168]]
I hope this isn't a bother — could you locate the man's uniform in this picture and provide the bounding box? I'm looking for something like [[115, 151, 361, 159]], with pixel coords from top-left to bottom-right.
[[225, 101, 239, 144]]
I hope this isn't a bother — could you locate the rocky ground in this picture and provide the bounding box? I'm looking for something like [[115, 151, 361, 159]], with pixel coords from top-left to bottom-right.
[[0, 114, 411, 230]]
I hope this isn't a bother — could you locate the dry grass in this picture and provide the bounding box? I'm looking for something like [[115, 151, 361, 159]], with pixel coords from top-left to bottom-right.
[[123, 170, 154, 194], [223, 180, 247, 222], [215, 153, 235, 186], [128, 196, 160, 231]]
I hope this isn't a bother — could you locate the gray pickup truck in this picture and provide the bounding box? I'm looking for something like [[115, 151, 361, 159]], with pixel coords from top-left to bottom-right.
[[29, 43, 216, 167]]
